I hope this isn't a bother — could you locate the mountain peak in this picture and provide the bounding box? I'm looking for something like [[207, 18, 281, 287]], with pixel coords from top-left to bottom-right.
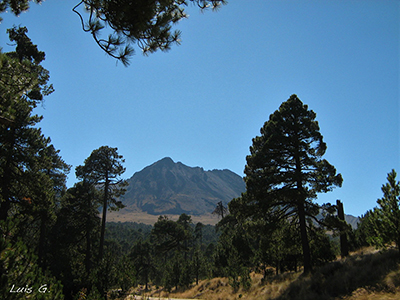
[[121, 158, 245, 216], [149, 157, 175, 168], [157, 157, 175, 164]]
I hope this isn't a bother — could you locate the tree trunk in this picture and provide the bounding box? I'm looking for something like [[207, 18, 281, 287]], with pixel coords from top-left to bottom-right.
[[295, 149, 312, 274], [38, 213, 47, 268], [0, 198, 11, 222], [0, 129, 15, 221], [336, 200, 349, 258], [298, 201, 312, 274], [275, 260, 280, 275], [99, 173, 109, 260], [85, 220, 92, 276]]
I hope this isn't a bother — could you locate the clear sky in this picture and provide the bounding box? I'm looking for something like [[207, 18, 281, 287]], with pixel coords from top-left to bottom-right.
[[1, 0, 398, 217]]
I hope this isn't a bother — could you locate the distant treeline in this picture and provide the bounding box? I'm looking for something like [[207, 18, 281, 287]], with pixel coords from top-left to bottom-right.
[[105, 221, 220, 253]]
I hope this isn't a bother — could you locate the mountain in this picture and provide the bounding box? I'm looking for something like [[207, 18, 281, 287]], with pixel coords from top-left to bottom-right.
[[120, 157, 246, 216], [345, 214, 360, 229], [116, 157, 360, 226]]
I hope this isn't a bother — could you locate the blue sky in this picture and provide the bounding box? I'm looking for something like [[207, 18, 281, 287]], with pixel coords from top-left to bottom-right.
[[0, 0, 398, 217]]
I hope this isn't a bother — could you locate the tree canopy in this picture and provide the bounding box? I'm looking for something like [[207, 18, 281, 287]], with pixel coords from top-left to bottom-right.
[[1, 0, 227, 65], [232, 94, 343, 273], [0, 26, 67, 222], [363, 170, 400, 250], [76, 145, 127, 260]]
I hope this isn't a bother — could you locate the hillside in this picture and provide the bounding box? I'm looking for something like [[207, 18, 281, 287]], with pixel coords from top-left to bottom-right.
[[119, 247, 400, 300], [117, 157, 245, 216]]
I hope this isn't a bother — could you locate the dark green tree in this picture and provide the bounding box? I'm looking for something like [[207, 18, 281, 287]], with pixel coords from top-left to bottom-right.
[[76, 146, 127, 260], [191, 245, 209, 285], [308, 225, 337, 266], [252, 217, 301, 276], [212, 201, 228, 219], [129, 239, 154, 290], [0, 26, 55, 222], [194, 222, 204, 246], [353, 210, 375, 248], [177, 213, 193, 259], [65, 182, 100, 276], [366, 170, 400, 250], [151, 215, 195, 288], [163, 252, 184, 291], [151, 215, 191, 255], [47, 181, 101, 299], [214, 214, 253, 289], [0, 0, 41, 19], [0, 219, 64, 299], [1, 0, 226, 65], [27, 144, 70, 268], [0, 27, 70, 273], [242, 94, 343, 273]]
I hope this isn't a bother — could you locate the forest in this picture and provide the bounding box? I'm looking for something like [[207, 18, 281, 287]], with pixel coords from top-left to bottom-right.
[[1, 1, 399, 300]]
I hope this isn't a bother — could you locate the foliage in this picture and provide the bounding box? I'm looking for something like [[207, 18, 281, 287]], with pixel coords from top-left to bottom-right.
[[1, 0, 226, 65], [151, 215, 192, 254], [214, 215, 253, 289], [72, 0, 227, 65], [76, 145, 127, 260], [361, 170, 400, 250], [353, 210, 375, 248], [212, 201, 228, 219], [0, 28, 72, 292], [235, 94, 342, 273], [47, 181, 101, 298], [0, 0, 41, 20], [129, 238, 154, 290], [253, 218, 302, 277], [0, 26, 63, 223], [0, 220, 64, 299], [309, 225, 337, 266], [1, 26, 53, 110], [105, 222, 153, 253], [191, 245, 210, 285]]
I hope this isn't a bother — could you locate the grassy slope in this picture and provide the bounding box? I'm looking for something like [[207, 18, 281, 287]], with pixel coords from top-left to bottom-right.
[[129, 246, 400, 300], [107, 210, 221, 225]]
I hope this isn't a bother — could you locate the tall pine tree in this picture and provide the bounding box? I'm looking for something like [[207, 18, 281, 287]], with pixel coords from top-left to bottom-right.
[[76, 146, 127, 260], [241, 94, 342, 273], [0, 26, 55, 222], [365, 170, 400, 250]]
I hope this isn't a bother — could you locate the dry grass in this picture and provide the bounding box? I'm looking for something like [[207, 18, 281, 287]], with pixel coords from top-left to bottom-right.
[[120, 246, 400, 300], [106, 211, 220, 225], [124, 272, 300, 300], [275, 247, 400, 300]]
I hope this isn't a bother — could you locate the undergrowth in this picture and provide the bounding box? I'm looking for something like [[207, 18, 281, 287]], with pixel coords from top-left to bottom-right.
[[119, 247, 400, 300]]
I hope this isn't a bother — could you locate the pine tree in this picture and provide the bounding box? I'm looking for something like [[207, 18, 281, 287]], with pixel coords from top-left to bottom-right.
[[0, 220, 64, 300], [241, 94, 342, 273], [366, 170, 400, 250], [0, 26, 55, 222], [129, 239, 154, 290], [76, 146, 127, 260], [1, 1, 227, 65]]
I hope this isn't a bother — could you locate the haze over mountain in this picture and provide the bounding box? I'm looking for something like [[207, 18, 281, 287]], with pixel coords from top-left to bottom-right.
[[120, 157, 246, 216]]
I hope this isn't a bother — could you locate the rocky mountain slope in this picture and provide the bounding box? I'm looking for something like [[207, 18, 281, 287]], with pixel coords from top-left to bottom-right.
[[120, 157, 246, 216]]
